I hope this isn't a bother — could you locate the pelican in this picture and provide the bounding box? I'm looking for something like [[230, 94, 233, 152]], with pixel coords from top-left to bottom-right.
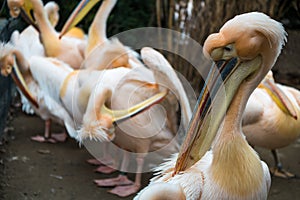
[[0, 42, 167, 143], [0, 42, 77, 142], [8, 1, 71, 143], [7, 0, 88, 142], [60, 0, 143, 70], [135, 12, 287, 199], [62, 47, 191, 197], [7, 0, 86, 69], [243, 70, 300, 178]]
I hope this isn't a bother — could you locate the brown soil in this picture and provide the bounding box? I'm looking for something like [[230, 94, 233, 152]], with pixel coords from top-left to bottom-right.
[[0, 30, 299, 200]]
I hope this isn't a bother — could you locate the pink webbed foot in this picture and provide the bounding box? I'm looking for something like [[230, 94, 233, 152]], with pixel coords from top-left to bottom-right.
[[270, 167, 296, 179], [94, 165, 117, 174], [87, 159, 104, 165], [86, 157, 114, 166], [108, 184, 141, 197], [31, 135, 56, 143], [94, 174, 133, 187], [31, 133, 67, 144], [87, 158, 117, 174]]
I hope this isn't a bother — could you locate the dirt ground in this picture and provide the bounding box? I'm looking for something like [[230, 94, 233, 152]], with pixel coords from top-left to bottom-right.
[[0, 30, 299, 200]]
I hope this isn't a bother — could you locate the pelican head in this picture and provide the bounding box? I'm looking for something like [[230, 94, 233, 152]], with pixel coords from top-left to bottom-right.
[[0, 43, 15, 76], [7, 0, 35, 25], [7, 0, 25, 18], [0, 42, 39, 108], [7, 0, 61, 31], [174, 12, 287, 173], [77, 88, 168, 143], [44, 1, 60, 27]]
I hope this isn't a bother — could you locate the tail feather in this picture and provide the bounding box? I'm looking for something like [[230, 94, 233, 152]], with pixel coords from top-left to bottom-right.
[[141, 47, 192, 128]]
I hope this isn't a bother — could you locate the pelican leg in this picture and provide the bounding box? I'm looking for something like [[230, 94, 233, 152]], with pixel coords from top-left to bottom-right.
[[94, 151, 134, 187], [87, 143, 115, 164], [50, 131, 68, 142], [89, 143, 117, 174], [108, 155, 144, 197], [30, 119, 68, 143], [270, 149, 296, 178]]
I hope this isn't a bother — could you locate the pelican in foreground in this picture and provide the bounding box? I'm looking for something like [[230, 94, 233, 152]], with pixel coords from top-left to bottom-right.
[[7, 0, 86, 69], [135, 12, 287, 199], [243, 70, 300, 178]]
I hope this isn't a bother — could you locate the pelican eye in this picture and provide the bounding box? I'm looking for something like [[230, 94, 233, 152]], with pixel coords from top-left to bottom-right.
[[6, 65, 12, 73], [224, 46, 232, 52]]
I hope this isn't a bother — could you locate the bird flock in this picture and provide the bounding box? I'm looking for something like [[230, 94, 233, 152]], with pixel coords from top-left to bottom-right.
[[0, 0, 299, 199]]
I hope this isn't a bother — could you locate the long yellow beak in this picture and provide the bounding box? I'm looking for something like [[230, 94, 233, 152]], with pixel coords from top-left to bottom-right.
[[102, 89, 168, 124], [173, 57, 241, 174], [21, 0, 34, 21], [59, 0, 101, 39], [11, 57, 39, 108], [258, 78, 297, 119]]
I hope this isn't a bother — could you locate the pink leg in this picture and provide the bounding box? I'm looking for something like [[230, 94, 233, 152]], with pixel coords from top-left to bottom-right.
[[51, 132, 68, 142], [87, 143, 117, 173], [94, 165, 117, 174], [87, 159, 104, 166], [108, 155, 145, 197], [31, 119, 67, 143]]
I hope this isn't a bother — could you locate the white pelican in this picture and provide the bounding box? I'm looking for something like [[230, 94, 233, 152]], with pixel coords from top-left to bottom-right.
[[8, 1, 71, 143], [7, 0, 88, 142], [135, 12, 287, 200], [60, 0, 143, 70], [243, 70, 300, 178], [0, 42, 77, 142], [7, 0, 86, 69], [59, 47, 191, 197]]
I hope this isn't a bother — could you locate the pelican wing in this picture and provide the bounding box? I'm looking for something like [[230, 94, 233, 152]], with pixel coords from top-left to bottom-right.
[[29, 56, 77, 137], [285, 86, 300, 108]]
